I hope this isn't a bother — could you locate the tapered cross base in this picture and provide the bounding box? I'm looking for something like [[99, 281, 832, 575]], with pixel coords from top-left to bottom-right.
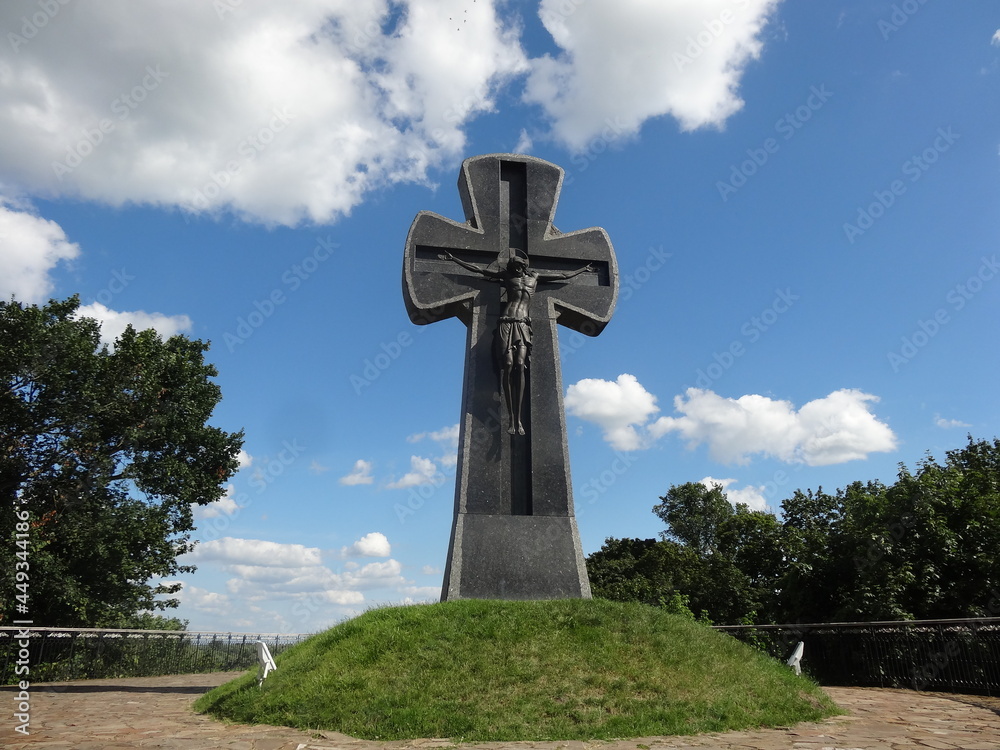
[[443, 515, 591, 599]]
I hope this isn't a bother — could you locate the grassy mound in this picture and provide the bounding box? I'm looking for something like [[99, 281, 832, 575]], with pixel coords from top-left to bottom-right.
[[195, 599, 841, 741]]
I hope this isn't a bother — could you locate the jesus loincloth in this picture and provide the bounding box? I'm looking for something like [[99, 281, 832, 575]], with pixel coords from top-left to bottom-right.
[[496, 316, 532, 359]]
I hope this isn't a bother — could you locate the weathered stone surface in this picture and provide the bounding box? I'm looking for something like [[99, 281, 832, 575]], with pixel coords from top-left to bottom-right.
[[402, 153, 618, 600]]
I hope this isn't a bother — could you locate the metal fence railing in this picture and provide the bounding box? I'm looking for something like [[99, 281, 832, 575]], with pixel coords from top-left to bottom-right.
[[0, 627, 311, 684], [7, 618, 1000, 693], [715, 617, 1000, 695]]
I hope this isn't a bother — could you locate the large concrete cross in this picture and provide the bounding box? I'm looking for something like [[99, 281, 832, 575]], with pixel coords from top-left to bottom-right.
[[402, 153, 618, 600]]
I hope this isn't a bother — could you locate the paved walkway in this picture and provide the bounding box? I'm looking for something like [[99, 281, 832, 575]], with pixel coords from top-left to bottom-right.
[[2, 672, 999, 750]]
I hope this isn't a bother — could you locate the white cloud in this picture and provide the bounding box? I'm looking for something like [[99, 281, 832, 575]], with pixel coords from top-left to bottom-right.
[[74, 301, 192, 347], [0, 201, 80, 303], [340, 531, 391, 558], [387, 455, 442, 489], [225, 574, 365, 605], [237, 449, 253, 470], [513, 128, 533, 154], [564, 373, 659, 450], [0, 1, 527, 226], [399, 585, 440, 601], [347, 559, 404, 586], [309, 460, 330, 474], [992, 29, 1000, 46], [223, 557, 405, 596], [934, 415, 971, 429], [700, 477, 770, 512], [525, 0, 781, 149], [188, 537, 322, 567], [192, 484, 241, 520], [566, 377, 896, 466], [175, 584, 233, 617], [408, 424, 460, 445], [652, 388, 897, 466], [339, 459, 374, 486], [407, 424, 460, 467], [422, 565, 442, 576], [178, 534, 420, 631]]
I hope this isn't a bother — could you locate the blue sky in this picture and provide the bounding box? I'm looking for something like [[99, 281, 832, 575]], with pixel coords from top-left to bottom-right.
[[2, 1, 998, 633]]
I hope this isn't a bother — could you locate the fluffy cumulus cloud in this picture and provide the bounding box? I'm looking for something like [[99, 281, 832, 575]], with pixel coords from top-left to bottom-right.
[[0, 1, 783, 224], [74, 301, 192, 347], [992, 29, 1000, 46], [934, 414, 971, 429], [407, 423, 460, 467], [565, 373, 660, 450], [180, 535, 417, 630], [524, 0, 782, 149], [0, 0, 527, 225], [566, 375, 897, 466], [700, 476, 769, 512], [188, 537, 323, 567], [651, 387, 898, 466], [173, 584, 234, 618], [339, 531, 391, 558], [0, 200, 190, 341], [0, 201, 80, 303], [340, 458, 374, 486], [387, 455, 443, 489], [192, 484, 241, 521]]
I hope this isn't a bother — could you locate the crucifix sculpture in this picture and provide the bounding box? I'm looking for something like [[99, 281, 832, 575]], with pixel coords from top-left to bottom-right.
[[402, 153, 618, 600]]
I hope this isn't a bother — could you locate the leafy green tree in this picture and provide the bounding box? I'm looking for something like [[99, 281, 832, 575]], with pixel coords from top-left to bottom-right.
[[778, 486, 851, 622], [653, 482, 732, 558], [838, 439, 1000, 620], [587, 537, 700, 607], [590, 437, 1000, 626], [1, 296, 243, 627], [601, 482, 785, 624], [717, 505, 784, 621]]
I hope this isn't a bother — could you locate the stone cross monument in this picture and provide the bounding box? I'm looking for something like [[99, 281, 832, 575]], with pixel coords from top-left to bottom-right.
[[402, 153, 618, 600]]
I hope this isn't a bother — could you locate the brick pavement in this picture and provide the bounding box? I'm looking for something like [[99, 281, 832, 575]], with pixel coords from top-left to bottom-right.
[[1, 672, 999, 750]]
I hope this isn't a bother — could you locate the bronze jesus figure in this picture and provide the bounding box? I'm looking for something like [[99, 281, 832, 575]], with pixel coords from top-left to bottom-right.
[[440, 250, 592, 435]]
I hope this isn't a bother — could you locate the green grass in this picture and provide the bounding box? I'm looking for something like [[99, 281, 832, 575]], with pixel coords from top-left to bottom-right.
[[194, 599, 842, 741]]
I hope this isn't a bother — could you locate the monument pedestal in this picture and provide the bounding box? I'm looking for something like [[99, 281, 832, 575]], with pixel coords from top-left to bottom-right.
[[442, 514, 592, 600]]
